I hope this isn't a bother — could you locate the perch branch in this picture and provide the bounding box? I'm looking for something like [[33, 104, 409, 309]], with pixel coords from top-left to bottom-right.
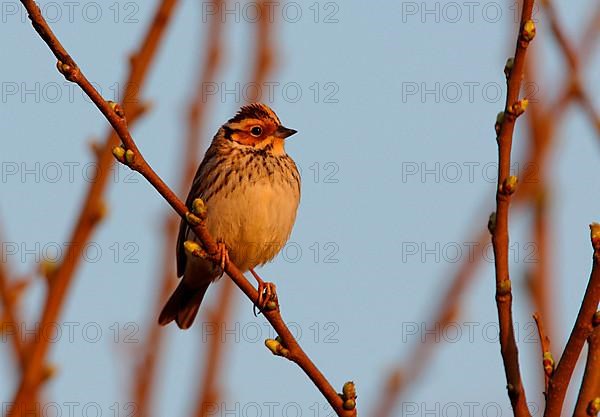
[[131, 1, 225, 415], [193, 1, 277, 415], [16, 3, 356, 417]]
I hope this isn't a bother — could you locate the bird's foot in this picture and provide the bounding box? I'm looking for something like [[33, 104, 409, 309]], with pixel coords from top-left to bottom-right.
[[216, 241, 229, 273], [250, 268, 278, 315]]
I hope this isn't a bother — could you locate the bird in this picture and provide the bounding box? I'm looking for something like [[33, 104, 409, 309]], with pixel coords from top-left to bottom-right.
[[158, 103, 301, 329]]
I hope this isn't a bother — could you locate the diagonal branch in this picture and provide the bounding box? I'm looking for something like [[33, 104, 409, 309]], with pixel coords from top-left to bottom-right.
[[573, 319, 600, 417], [193, 279, 236, 417], [543, 225, 600, 417], [490, 1, 536, 416], [0, 225, 28, 372], [542, 0, 600, 140], [192, 1, 276, 415], [16, 2, 356, 417], [8, 0, 180, 412], [131, 1, 226, 415]]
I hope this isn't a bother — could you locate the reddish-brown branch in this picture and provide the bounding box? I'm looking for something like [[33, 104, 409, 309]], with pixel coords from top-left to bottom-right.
[[9, 0, 179, 413], [522, 56, 553, 334], [523, 55, 556, 345], [0, 233, 27, 371], [192, 1, 276, 415], [371, 225, 488, 417], [542, 0, 600, 140], [131, 2, 225, 415], [543, 226, 600, 417], [580, 5, 600, 59], [573, 323, 600, 417], [17, 3, 355, 417], [193, 279, 236, 417], [491, 1, 535, 416], [371, 10, 600, 415], [528, 189, 553, 326], [130, 217, 177, 417], [131, 238, 169, 416], [247, 0, 275, 101], [371, 98, 564, 417], [543, 0, 576, 68]]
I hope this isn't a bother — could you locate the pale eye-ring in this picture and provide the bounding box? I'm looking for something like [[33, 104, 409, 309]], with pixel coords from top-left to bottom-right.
[[250, 126, 263, 137]]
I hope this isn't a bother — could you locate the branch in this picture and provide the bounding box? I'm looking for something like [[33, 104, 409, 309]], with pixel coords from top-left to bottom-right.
[[371, 225, 488, 417], [193, 1, 276, 415], [542, 0, 600, 141], [16, 3, 356, 417], [0, 230, 28, 371], [524, 58, 555, 336], [573, 317, 600, 417], [490, 1, 536, 416], [9, 0, 179, 412], [372, 4, 598, 417], [543, 225, 600, 417], [131, 1, 225, 415], [371, 7, 600, 414], [193, 280, 236, 417]]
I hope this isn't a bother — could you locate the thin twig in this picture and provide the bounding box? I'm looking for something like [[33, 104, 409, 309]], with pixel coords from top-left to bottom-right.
[[533, 312, 554, 393], [17, 3, 356, 417], [543, 225, 600, 417], [491, 1, 536, 416], [9, 0, 179, 412]]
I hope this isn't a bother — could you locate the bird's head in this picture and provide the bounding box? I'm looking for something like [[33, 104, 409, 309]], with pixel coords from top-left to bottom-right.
[[221, 103, 297, 155]]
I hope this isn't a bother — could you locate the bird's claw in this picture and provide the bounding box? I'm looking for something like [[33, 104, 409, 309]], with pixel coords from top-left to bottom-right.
[[216, 241, 229, 272], [257, 281, 277, 310], [250, 268, 278, 315]]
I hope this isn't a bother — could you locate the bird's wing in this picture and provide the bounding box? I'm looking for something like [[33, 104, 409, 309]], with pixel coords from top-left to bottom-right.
[[176, 141, 222, 277]]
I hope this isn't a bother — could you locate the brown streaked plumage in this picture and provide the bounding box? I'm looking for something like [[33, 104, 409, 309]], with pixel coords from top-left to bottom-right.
[[159, 103, 300, 329]]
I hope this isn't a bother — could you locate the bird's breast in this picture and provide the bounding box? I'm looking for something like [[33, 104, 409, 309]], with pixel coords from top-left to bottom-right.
[[203, 159, 300, 271]]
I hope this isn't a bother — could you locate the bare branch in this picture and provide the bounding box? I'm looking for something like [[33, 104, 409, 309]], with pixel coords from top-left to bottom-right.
[[8, 0, 180, 412], [0, 223, 28, 371], [490, 1, 536, 416], [15, 2, 356, 416], [543, 225, 600, 417], [573, 319, 600, 417], [131, 1, 226, 415]]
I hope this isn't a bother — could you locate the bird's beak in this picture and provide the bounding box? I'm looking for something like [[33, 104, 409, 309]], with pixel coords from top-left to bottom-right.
[[275, 125, 298, 139]]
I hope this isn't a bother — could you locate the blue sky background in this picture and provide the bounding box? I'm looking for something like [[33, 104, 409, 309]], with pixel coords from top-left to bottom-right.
[[1, 0, 600, 416]]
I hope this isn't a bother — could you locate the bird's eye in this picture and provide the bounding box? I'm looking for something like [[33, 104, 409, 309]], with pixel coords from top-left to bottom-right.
[[250, 126, 263, 137]]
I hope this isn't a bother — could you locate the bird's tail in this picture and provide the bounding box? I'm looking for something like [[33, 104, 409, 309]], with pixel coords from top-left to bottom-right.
[[158, 280, 210, 329]]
